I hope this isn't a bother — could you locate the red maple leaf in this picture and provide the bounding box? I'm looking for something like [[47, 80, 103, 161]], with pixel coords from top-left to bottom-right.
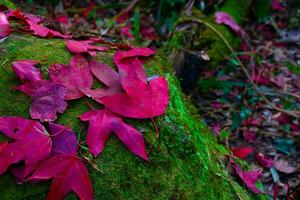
[[30, 83, 68, 122], [231, 147, 253, 159], [100, 58, 169, 118], [66, 40, 108, 56], [49, 54, 93, 100], [79, 109, 148, 160], [80, 60, 122, 100], [0, 117, 52, 181], [29, 123, 93, 200]]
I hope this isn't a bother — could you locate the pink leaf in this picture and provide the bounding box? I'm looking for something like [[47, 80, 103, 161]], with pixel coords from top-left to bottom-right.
[[0, 11, 10, 39], [12, 60, 42, 82], [120, 26, 134, 39], [214, 12, 240, 33], [231, 147, 253, 159], [243, 130, 256, 142], [66, 40, 108, 56], [30, 83, 67, 122], [234, 164, 263, 194], [49, 55, 93, 100], [271, 0, 286, 11], [0, 117, 52, 181], [79, 109, 148, 160], [256, 152, 273, 168]]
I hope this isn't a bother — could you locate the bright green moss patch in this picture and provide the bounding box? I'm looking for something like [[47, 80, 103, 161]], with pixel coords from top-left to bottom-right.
[[0, 33, 257, 200]]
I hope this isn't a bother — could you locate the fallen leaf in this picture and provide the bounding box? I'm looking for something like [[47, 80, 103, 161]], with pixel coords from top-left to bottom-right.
[[231, 147, 253, 159], [30, 83, 68, 122], [100, 57, 169, 119], [50, 55, 93, 100], [12, 60, 42, 82], [79, 109, 148, 160], [0, 141, 8, 153], [234, 164, 263, 194], [49, 123, 78, 156], [214, 12, 240, 33], [271, 0, 286, 11], [274, 157, 296, 173], [0, 11, 10, 39], [29, 123, 93, 200], [29, 154, 93, 200], [0, 117, 52, 181], [15, 80, 51, 96], [80, 60, 122, 100], [256, 152, 273, 168], [66, 40, 108, 56]]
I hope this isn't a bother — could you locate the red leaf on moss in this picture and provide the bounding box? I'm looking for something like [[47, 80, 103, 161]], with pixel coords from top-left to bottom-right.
[[214, 12, 240, 33], [100, 58, 169, 119], [0, 11, 10, 39], [15, 80, 51, 96], [0, 117, 52, 181], [29, 154, 93, 200], [7, 10, 67, 39], [80, 60, 122, 100], [30, 83, 67, 122], [66, 40, 108, 56], [79, 109, 148, 160], [50, 55, 93, 100], [231, 147, 253, 159], [234, 164, 263, 194], [49, 123, 78, 156], [29, 123, 93, 200], [12, 60, 42, 82]]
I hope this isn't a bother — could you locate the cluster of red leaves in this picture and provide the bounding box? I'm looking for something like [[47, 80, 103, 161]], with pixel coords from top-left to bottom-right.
[[0, 9, 169, 200]]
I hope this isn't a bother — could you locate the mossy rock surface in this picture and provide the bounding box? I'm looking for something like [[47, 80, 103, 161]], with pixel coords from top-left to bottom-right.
[[0, 33, 259, 200]]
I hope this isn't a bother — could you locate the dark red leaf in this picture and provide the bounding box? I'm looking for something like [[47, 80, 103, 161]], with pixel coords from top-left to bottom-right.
[[231, 147, 253, 159], [49, 123, 78, 156], [234, 164, 263, 194], [30, 83, 67, 122], [50, 55, 93, 100], [0, 141, 8, 153], [12, 60, 42, 82], [29, 154, 93, 200], [0, 11, 10, 39], [79, 109, 148, 160], [256, 152, 273, 168], [15, 80, 51, 96], [80, 60, 122, 100], [66, 40, 108, 56], [0, 117, 52, 181]]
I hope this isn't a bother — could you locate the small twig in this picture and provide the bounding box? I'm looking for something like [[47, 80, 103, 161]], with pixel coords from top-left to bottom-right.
[[151, 117, 159, 138]]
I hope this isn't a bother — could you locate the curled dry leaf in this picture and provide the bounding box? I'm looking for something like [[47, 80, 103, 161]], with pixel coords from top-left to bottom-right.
[[50, 55, 93, 100], [214, 12, 240, 33], [7, 9, 67, 39], [66, 40, 108, 56], [0, 11, 10, 39], [30, 83, 67, 122], [0, 117, 52, 181], [12, 60, 42, 82], [79, 109, 148, 160]]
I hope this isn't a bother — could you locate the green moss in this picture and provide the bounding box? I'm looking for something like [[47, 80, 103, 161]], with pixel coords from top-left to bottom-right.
[[0, 0, 15, 9], [0, 33, 262, 200]]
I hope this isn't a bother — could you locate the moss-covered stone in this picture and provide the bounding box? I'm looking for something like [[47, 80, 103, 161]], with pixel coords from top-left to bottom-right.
[[0, 33, 265, 200]]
